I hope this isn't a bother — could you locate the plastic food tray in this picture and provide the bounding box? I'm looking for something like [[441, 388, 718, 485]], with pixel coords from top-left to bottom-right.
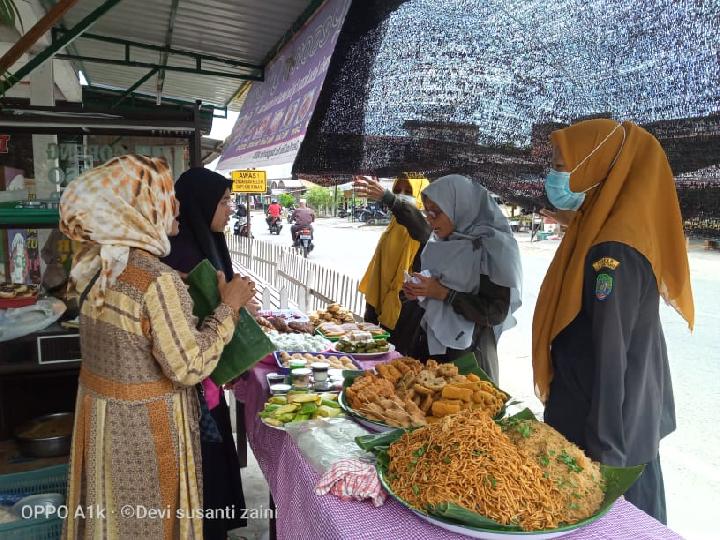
[[273, 351, 362, 373]]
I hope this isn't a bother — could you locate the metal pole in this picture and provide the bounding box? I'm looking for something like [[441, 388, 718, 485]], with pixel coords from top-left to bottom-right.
[[1, 0, 125, 95], [156, 0, 181, 104], [246, 194, 252, 238], [53, 53, 263, 81], [191, 99, 202, 167], [111, 66, 159, 108]]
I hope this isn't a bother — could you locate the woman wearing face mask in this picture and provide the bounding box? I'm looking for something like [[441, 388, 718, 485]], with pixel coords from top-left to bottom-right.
[[358, 173, 429, 330], [162, 167, 255, 539], [356, 174, 522, 382], [533, 119, 694, 524]]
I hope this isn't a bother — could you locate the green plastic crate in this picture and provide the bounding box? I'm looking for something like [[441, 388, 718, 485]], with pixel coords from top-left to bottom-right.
[[0, 464, 68, 540]]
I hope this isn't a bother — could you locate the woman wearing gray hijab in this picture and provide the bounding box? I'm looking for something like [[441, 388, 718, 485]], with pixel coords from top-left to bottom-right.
[[380, 174, 522, 380]]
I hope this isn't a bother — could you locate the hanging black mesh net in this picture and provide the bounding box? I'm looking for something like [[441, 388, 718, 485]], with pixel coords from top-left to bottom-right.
[[293, 0, 720, 238]]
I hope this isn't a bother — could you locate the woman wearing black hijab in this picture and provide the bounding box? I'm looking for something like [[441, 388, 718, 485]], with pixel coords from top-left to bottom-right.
[[162, 167, 247, 539]]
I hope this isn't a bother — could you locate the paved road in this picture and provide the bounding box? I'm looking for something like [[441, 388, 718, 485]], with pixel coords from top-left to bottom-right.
[[237, 211, 719, 538]]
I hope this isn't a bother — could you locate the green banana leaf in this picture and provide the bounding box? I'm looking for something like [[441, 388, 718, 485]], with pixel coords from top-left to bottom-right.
[[186, 259, 275, 385], [361, 409, 645, 534], [340, 352, 513, 429]]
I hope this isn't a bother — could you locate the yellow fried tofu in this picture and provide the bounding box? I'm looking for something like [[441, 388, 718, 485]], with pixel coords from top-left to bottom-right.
[[431, 399, 463, 417], [466, 373, 482, 382], [472, 389, 495, 404], [441, 385, 474, 402]]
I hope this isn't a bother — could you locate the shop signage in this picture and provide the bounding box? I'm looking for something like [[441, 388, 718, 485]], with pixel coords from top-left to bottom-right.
[[217, 0, 351, 171], [231, 170, 267, 193]]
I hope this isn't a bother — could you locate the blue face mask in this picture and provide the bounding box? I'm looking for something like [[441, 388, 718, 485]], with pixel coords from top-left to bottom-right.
[[545, 122, 627, 212], [544, 169, 585, 211]]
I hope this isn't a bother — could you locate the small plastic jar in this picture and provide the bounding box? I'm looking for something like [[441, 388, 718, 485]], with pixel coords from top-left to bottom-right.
[[310, 362, 330, 382], [288, 358, 308, 370], [270, 384, 291, 395], [267, 373, 286, 386], [291, 368, 312, 389]]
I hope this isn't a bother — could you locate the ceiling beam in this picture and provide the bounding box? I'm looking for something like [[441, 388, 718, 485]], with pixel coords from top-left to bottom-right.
[[0, 0, 81, 73], [156, 0, 180, 104], [54, 53, 264, 81], [111, 66, 159, 108], [53, 30, 265, 72], [0, 0, 125, 96]]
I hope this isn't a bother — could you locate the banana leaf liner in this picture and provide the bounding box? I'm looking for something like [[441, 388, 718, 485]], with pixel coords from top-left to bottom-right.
[[356, 409, 644, 534]]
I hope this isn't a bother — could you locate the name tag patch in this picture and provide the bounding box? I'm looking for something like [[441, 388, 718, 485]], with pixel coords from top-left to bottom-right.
[[592, 257, 620, 272], [595, 273, 614, 301]]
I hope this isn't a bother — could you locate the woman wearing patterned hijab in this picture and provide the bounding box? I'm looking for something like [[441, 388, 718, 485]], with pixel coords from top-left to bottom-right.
[[60, 155, 255, 539]]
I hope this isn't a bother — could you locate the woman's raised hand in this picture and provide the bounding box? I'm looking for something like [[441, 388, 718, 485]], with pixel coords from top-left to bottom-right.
[[352, 176, 385, 201]]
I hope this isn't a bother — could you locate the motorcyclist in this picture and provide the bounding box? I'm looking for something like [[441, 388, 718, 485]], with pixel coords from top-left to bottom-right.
[[266, 199, 283, 229], [289, 199, 315, 244]]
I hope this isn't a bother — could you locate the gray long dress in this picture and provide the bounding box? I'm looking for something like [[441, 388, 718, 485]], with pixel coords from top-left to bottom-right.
[[544, 241, 675, 524]]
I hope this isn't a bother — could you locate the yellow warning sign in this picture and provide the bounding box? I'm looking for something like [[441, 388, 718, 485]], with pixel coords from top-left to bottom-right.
[[231, 170, 267, 193]]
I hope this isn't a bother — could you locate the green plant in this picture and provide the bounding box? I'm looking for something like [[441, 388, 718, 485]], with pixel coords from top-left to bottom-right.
[[278, 193, 295, 208], [305, 186, 333, 211], [0, 0, 21, 29]]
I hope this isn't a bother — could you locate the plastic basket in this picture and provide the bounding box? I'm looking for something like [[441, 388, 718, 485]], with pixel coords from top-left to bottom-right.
[[0, 464, 68, 540]]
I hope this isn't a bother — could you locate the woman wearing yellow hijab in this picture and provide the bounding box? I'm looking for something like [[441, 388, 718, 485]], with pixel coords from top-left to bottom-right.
[[533, 119, 694, 524], [359, 173, 429, 329]]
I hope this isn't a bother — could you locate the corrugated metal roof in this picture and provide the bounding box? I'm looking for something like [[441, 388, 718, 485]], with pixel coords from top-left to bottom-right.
[[57, 0, 315, 108]]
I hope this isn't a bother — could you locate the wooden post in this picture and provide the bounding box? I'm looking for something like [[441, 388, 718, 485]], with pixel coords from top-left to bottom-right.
[[304, 267, 315, 313], [261, 288, 272, 310], [0, 0, 81, 74]]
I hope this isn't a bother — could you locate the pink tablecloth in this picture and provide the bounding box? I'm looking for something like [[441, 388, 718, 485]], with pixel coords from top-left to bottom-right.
[[234, 355, 682, 540]]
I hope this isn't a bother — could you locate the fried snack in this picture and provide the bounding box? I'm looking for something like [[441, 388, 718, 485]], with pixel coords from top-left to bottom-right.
[[420, 393, 434, 414], [441, 384, 474, 402], [346, 356, 508, 425], [431, 399, 463, 417], [288, 321, 315, 334], [255, 316, 274, 329], [377, 363, 403, 384], [345, 373, 396, 409], [269, 317, 290, 333]]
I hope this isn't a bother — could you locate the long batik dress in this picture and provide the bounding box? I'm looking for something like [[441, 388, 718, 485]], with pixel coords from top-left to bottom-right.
[[64, 249, 236, 539]]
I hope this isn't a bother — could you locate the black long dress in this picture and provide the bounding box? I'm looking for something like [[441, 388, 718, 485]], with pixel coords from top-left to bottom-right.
[[544, 241, 675, 524], [162, 168, 247, 538], [377, 192, 510, 383]]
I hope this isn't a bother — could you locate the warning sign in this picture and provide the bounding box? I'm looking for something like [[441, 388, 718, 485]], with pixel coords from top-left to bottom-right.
[[231, 170, 267, 193]]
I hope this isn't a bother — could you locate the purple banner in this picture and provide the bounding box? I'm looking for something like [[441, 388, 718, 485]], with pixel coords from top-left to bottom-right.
[[217, 0, 351, 171]]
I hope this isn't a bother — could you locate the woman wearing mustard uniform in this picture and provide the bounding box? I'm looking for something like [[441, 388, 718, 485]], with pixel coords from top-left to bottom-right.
[[359, 173, 429, 330], [533, 119, 694, 524]]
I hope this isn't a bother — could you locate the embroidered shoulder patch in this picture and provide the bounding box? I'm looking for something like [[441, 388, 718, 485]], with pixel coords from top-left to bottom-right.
[[592, 257, 620, 272], [595, 273, 614, 301]]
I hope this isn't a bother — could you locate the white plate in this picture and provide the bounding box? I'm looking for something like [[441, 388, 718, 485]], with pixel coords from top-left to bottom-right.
[[337, 390, 395, 433], [332, 343, 395, 359], [411, 511, 577, 539], [260, 417, 287, 431]]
